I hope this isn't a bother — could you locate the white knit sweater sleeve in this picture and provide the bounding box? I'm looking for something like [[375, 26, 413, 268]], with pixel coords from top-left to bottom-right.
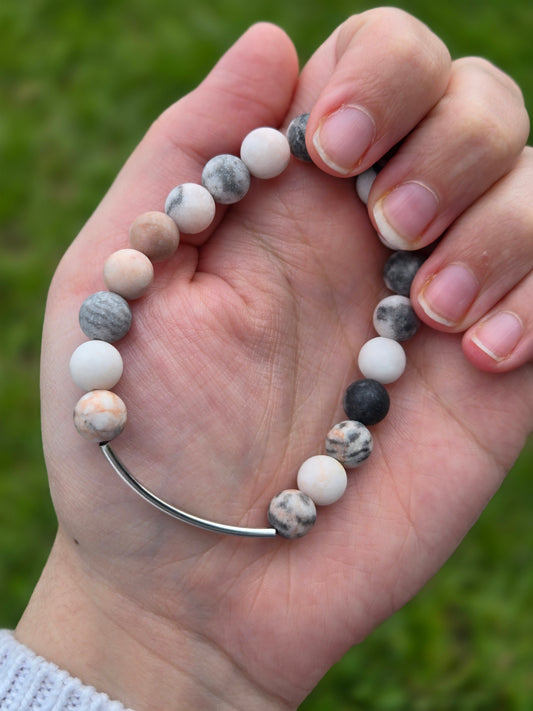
[[0, 630, 134, 710]]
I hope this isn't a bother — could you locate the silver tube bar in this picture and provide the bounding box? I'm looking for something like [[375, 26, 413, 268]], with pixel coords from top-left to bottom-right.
[[99, 443, 277, 538]]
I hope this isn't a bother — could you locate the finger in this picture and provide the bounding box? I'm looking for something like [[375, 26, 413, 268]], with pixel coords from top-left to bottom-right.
[[64, 23, 299, 262], [369, 57, 530, 250], [409, 148, 533, 368], [463, 277, 533, 373], [290, 8, 451, 174]]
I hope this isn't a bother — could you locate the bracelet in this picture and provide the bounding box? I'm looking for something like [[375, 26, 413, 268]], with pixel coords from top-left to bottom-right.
[[70, 114, 424, 539]]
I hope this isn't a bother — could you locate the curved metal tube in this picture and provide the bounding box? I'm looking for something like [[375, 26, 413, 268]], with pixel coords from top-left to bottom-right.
[[99, 443, 277, 538]]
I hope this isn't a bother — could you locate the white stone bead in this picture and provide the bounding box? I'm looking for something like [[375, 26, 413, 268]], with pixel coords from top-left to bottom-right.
[[103, 249, 154, 300], [240, 127, 291, 179], [74, 390, 127, 442], [296, 455, 347, 506], [70, 340, 124, 391], [358, 337, 406, 384], [165, 183, 216, 234], [355, 167, 378, 204]]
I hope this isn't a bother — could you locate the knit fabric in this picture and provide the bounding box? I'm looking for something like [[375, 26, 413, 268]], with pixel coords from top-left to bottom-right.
[[0, 631, 133, 710]]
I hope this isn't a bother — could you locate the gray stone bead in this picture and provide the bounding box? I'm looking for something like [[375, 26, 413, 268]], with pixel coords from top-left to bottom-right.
[[79, 291, 132, 343], [267, 489, 316, 539], [287, 113, 312, 162], [373, 294, 420, 342], [383, 250, 425, 296], [201, 154, 251, 204], [325, 420, 373, 468]]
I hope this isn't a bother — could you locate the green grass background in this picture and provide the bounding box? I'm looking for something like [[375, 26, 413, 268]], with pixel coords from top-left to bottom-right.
[[1, 0, 532, 708]]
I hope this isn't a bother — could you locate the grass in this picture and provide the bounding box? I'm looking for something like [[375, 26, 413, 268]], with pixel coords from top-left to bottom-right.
[[1, 0, 532, 708]]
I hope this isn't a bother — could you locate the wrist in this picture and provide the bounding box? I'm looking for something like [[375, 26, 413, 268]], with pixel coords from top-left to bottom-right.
[[16, 531, 290, 711]]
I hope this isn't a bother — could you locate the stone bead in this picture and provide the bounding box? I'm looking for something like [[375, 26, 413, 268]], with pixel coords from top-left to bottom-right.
[[69, 340, 123, 391], [73, 390, 127, 442], [358, 337, 406, 384], [129, 211, 180, 262], [343, 379, 390, 426], [325, 420, 373, 468], [287, 113, 311, 162], [165, 183, 216, 234], [355, 166, 378, 205], [79, 291, 132, 343], [103, 249, 154, 300], [296, 455, 347, 506], [267, 489, 316, 539], [240, 127, 291, 179], [373, 294, 420, 342], [383, 250, 425, 296], [201, 155, 251, 204]]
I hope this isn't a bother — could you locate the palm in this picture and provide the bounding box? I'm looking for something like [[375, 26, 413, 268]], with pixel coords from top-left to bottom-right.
[[40, 26, 532, 705]]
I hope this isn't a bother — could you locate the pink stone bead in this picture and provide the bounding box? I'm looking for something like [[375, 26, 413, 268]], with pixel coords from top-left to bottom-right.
[[103, 249, 154, 300], [129, 211, 180, 262], [74, 390, 127, 442], [267, 489, 316, 538]]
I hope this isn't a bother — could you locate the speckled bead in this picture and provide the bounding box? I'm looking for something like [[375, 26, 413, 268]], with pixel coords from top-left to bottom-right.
[[240, 127, 291, 179], [373, 294, 420, 342], [74, 390, 127, 442], [287, 113, 311, 162], [79, 291, 132, 343], [129, 211, 180, 262], [267, 489, 316, 539], [296, 455, 347, 506], [358, 337, 406, 384], [343, 379, 390, 426], [383, 250, 425, 296], [165, 183, 216, 234], [69, 340, 123, 391], [325, 420, 373, 468], [355, 167, 378, 205], [103, 249, 154, 300], [201, 155, 251, 204]]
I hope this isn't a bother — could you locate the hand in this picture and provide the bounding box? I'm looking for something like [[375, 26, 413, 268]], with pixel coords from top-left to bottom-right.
[[18, 11, 532, 710]]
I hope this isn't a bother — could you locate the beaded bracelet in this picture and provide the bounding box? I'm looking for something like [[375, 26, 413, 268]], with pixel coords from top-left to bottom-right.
[[70, 114, 424, 539]]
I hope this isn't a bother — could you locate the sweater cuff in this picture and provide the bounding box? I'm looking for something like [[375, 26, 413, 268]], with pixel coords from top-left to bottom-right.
[[0, 629, 133, 710]]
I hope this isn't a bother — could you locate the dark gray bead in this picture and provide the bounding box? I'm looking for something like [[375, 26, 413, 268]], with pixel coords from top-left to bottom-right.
[[373, 295, 420, 341], [79, 291, 132, 343], [383, 251, 425, 296], [201, 154, 250, 204], [287, 113, 312, 162], [326, 420, 373, 468], [343, 379, 390, 426]]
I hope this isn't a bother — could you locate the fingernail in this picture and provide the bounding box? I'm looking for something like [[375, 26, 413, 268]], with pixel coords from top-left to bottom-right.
[[418, 264, 478, 326], [471, 311, 522, 361], [312, 105, 376, 174], [373, 181, 438, 250]]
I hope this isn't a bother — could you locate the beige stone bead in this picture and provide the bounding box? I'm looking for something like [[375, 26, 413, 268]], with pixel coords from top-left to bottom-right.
[[103, 249, 154, 300], [129, 211, 180, 262], [74, 390, 127, 442]]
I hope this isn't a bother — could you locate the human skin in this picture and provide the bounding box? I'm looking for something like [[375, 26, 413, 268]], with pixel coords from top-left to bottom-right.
[[17, 11, 532, 710]]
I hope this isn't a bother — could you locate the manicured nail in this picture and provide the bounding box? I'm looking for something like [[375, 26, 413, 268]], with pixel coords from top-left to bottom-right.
[[373, 181, 438, 250], [471, 311, 522, 361], [312, 105, 376, 174], [418, 264, 478, 327]]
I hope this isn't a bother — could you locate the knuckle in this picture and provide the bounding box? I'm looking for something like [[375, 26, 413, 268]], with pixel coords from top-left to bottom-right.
[[448, 65, 530, 160], [339, 8, 450, 75], [454, 56, 525, 104]]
